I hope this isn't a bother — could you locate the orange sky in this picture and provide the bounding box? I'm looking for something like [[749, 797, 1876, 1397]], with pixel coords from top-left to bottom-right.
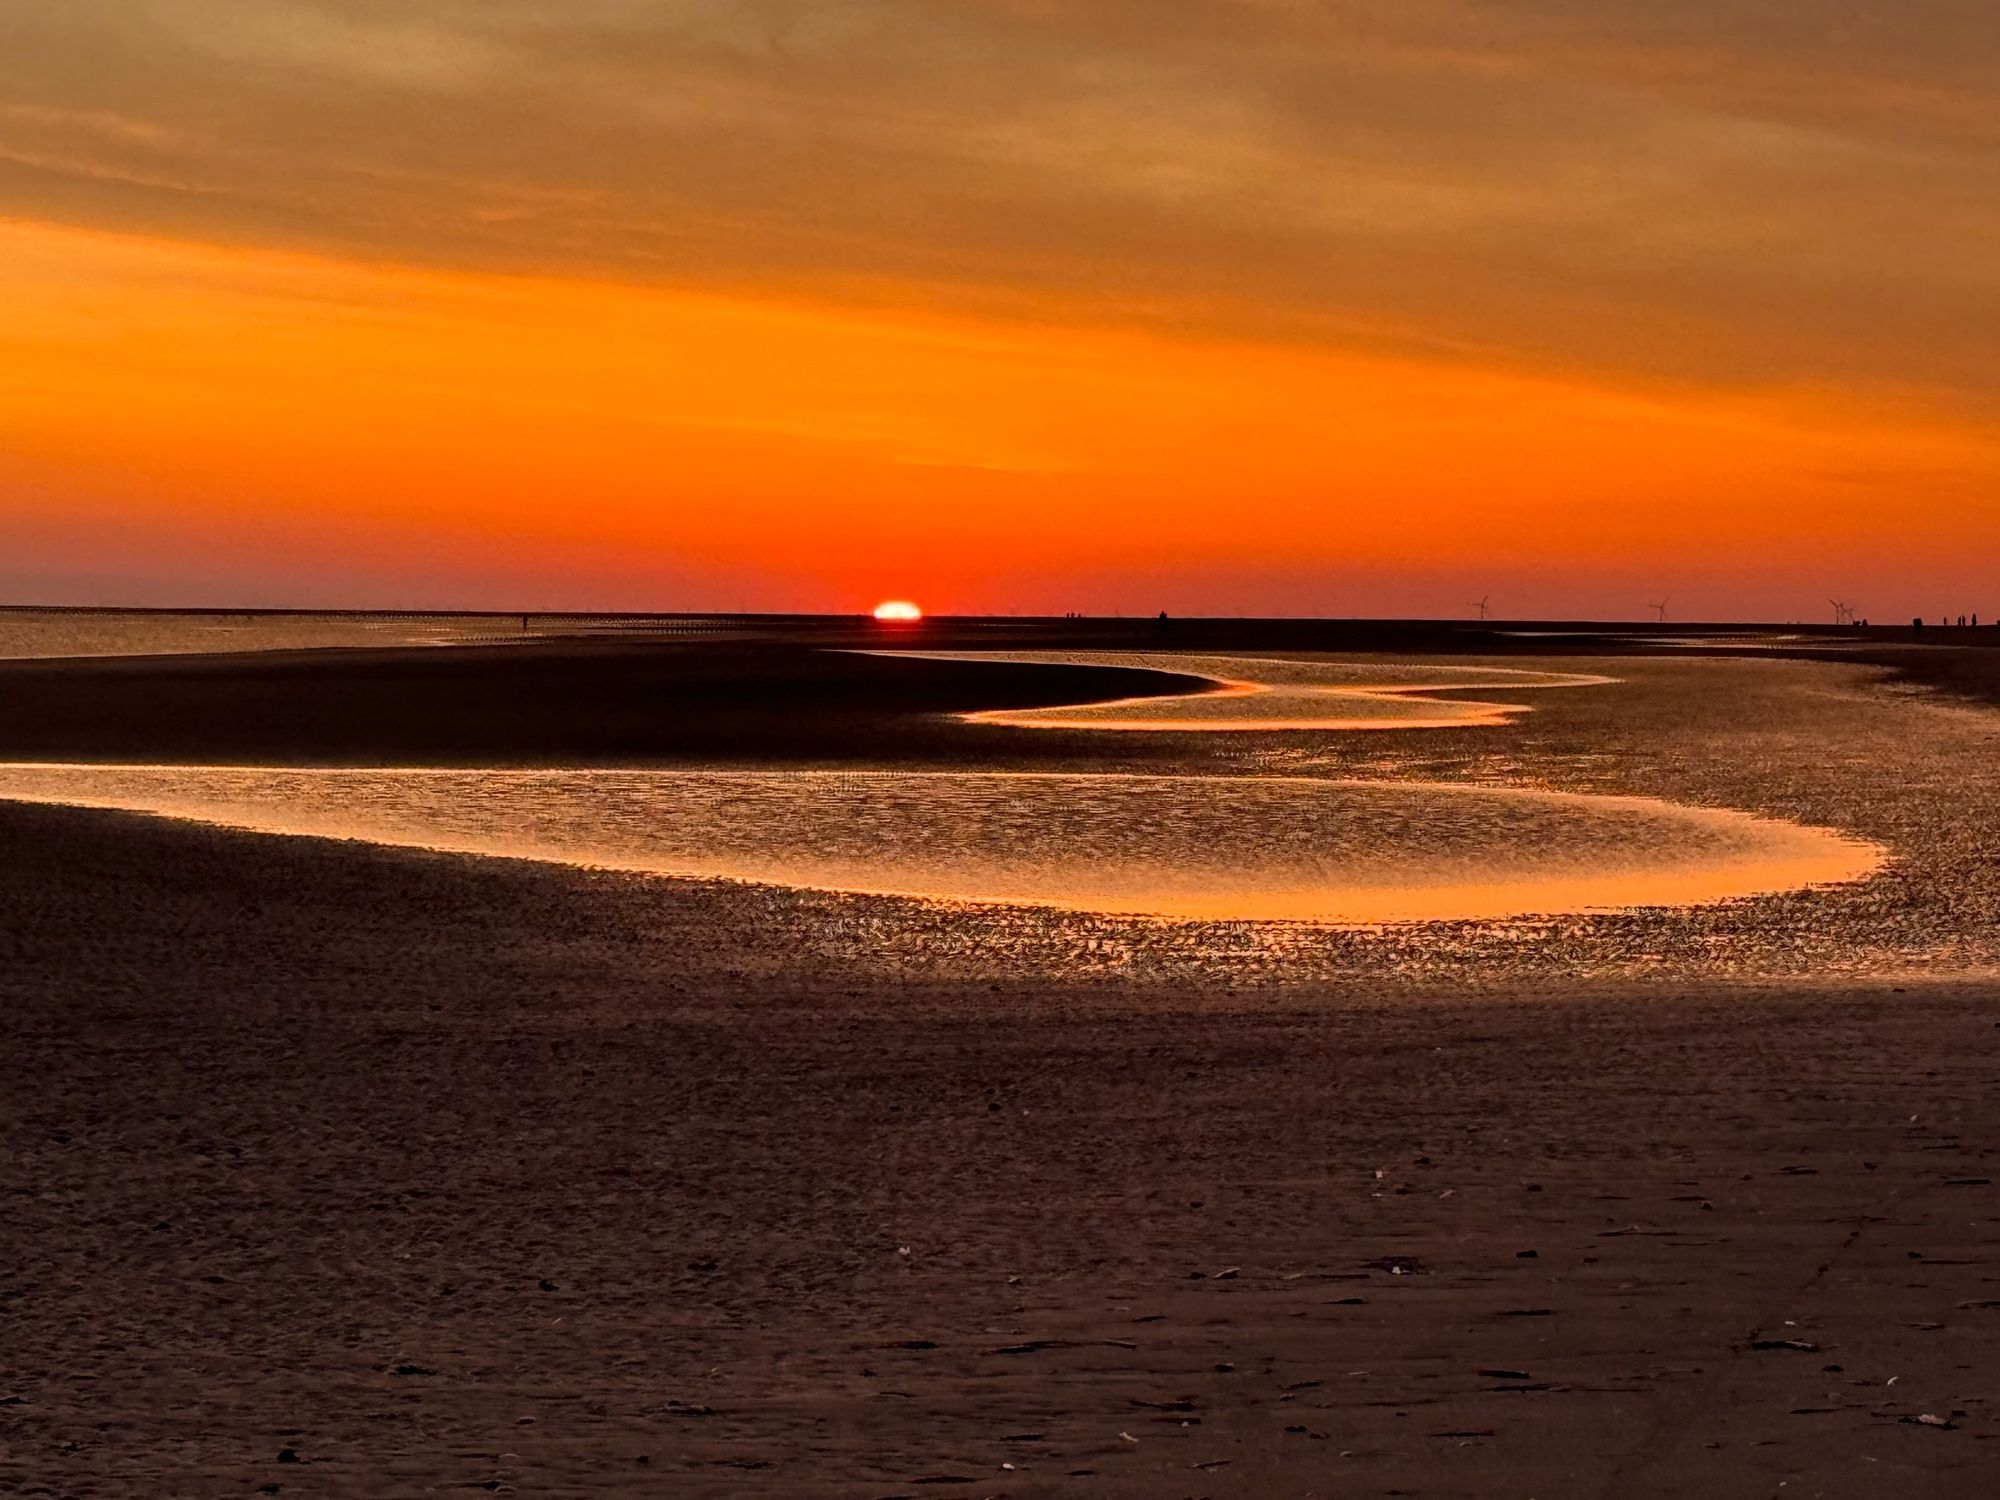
[[4, 3, 1997, 618]]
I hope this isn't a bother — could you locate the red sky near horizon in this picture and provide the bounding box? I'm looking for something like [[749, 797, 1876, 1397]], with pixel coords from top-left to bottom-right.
[[4, 3, 1997, 621]]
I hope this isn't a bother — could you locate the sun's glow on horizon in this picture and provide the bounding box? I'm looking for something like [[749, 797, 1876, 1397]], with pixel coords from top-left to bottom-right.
[[873, 600, 924, 622], [3, 218, 1999, 617]]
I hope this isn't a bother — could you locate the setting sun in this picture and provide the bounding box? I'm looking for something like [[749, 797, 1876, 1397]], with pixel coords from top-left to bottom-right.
[[872, 601, 924, 622]]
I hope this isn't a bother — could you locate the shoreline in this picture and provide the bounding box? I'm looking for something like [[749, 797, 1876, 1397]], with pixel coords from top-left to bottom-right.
[[0, 620, 1993, 766]]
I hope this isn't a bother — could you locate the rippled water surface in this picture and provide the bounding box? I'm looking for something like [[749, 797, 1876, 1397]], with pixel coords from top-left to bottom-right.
[[0, 765, 1881, 925], [880, 651, 1614, 729]]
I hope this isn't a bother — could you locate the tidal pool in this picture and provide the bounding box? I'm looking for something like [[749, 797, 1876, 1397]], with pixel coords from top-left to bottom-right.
[[0, 765, 1882, 925], [876, 651, 1617, 730]]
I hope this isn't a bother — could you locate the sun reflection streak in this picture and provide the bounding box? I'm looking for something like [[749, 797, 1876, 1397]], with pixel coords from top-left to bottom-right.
[[871, 652, 1618, 730]]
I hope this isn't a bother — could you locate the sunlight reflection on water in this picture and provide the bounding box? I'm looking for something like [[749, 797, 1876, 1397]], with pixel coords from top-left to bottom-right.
[[872, 651, 1617, 730], [0, 765, 1882, 926]]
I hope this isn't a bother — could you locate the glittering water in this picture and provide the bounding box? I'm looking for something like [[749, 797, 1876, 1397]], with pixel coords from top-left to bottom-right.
[[875, 651, 1615, 730], [1, 641, 1992, 984], [0, 764, 1881, 925]]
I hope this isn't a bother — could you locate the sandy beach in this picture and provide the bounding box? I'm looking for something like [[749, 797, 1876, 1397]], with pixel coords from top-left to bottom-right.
[[4, 626, 2000, 1497]]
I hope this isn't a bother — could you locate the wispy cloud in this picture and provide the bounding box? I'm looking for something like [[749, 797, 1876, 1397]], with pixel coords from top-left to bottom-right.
[[2, 0, 1995, 399]]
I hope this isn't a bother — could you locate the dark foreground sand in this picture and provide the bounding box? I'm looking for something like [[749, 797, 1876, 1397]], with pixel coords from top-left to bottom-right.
[[3, 798, 1998, 1499], [0, 641, 1207, 768]]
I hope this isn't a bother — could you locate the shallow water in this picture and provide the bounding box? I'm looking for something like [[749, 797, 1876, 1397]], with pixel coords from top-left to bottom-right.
[[880, 651, 1614, 729], [0, 764, 1881, 925], [547, 650, 1997, 992], [2, 643, 1995, 988], [0, 609, 724, 660]]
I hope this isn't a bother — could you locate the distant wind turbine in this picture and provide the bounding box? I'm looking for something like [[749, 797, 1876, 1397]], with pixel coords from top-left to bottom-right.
[[1828, 598, 1855, 626], [1649, 598, 1670, 624], [1468, 595, 1490, 621]]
